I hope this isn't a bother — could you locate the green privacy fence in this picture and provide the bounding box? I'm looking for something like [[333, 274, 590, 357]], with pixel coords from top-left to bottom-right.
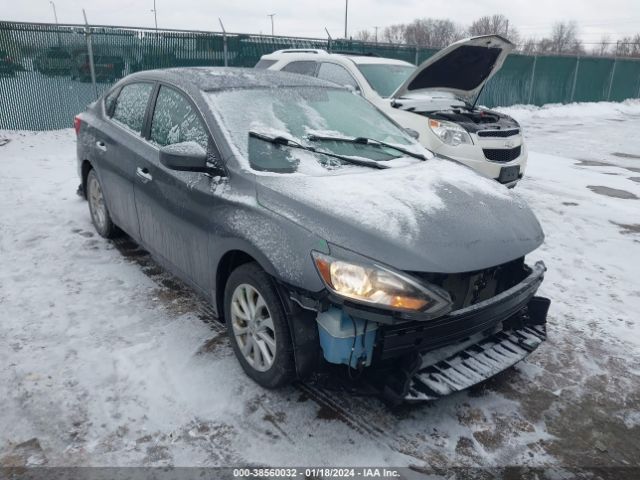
[[1, 21, 640, 130]]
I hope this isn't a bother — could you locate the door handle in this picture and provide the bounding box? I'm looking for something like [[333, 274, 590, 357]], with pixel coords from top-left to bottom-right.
[[96, 140, 107, 152], [136, 167, 153, 183]]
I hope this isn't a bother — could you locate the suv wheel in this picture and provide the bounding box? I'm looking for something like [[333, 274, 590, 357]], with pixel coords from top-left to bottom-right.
[[86, 169, 118, 238], [224, 262, 295, 388]]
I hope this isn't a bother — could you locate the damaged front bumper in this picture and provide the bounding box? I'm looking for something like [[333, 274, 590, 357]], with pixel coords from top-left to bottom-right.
[[289, 261, 550, 403]]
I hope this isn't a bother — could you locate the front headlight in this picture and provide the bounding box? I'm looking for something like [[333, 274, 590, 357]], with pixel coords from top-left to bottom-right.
[[428, 119, 473, 146], [312, 252, 452, 317]]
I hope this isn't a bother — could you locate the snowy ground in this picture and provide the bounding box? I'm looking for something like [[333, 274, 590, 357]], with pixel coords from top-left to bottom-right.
[[1, 101, 639, 473]]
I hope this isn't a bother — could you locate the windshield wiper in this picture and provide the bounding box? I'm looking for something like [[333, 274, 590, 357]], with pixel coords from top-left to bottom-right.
[[248, 131, 389, 170], [306, 133, 428, 161]]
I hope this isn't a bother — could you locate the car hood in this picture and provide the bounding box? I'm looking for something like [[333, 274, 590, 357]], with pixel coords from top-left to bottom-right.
[[255, 158, 543, 274], [390, 35, 514, 104]]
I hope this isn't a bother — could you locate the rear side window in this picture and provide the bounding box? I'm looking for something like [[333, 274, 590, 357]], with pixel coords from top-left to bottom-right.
[[281, 61, 318, 76], [255, 59, 277, 69], [150, 86, 208, 149], [112, 83, 153, 134], [317, 62, 359, 89]]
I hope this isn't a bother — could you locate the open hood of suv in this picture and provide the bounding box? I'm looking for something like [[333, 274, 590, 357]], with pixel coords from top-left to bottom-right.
[[390, 35, 514, 103]]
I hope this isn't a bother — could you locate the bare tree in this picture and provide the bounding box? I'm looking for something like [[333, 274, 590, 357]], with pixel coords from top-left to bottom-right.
[[595, 35, 611, 56], [616, 35, 640, 57], [354, 29, 373, 42], [382, 24, 406, 44], [468, 14, 520, 44], [520, 37, 538, 54], [403, 18, 465, 48], [548, 21, 581, 54]]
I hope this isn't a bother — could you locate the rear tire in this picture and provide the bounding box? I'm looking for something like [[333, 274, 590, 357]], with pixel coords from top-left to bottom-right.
[[224, 262, 296, 388], [86, 169, 118, 239]]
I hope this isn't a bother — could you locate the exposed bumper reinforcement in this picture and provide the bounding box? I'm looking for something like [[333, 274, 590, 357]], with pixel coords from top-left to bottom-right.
[[405, 324, 546, 402]]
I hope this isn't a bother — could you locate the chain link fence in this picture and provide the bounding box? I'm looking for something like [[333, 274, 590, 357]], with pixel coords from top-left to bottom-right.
[[2, 21, 640, 130]]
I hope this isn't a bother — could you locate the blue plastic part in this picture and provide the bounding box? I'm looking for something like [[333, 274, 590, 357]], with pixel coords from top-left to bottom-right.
[[316, 307, 378, 368]]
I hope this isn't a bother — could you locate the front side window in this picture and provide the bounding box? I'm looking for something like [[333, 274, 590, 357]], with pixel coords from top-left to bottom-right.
[[112, 83, 153, 134], [356, 64, 416, 98], [281, 61, 318, 76], [317, 63, 358, 89], [150, 86, 209, 149]]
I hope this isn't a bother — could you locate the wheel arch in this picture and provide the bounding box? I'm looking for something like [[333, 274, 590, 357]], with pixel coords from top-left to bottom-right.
[[215, 247, 278, 322], [80, 159, 93, 199]]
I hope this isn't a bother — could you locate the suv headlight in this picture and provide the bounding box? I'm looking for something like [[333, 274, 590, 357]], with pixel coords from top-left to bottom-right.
[[428, 119, 473, 146], [312, 252, 452, 317]]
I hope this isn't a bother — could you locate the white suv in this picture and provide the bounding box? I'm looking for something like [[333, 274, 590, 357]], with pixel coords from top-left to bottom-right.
[[256, 35, 526, 187]]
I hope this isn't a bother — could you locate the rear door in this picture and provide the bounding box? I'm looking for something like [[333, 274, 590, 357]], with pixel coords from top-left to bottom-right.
[[97, 81, 155, 240], [134, 84, 218, 292]]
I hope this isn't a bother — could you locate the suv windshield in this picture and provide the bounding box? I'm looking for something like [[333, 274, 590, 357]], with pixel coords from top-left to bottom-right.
[[207, 86, 427, 174], [357, 64, 416, 98]]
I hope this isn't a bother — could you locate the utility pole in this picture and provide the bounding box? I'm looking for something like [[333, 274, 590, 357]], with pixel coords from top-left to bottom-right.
[[344, 0, 348, 38], [151, 0, 158, 30], [505, 19, 509, 38], [374, 26, 380, 44], [268, 13, 276, 36]]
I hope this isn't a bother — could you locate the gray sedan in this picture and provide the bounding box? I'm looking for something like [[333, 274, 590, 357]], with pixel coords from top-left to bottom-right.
[[75, 67, 550, 403]]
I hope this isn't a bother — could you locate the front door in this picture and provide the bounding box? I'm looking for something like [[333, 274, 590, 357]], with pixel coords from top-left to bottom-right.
[[133, 85, 217, 293]]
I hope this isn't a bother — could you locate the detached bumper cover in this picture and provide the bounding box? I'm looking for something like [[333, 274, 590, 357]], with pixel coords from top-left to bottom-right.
[[406, 323, 546, 402]]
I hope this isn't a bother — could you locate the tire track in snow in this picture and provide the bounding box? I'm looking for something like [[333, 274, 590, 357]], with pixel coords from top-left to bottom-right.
[[110, 235, 402, 450]]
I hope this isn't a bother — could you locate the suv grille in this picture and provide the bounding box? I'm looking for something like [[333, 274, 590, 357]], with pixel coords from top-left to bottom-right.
[[483, 146, 521, 162], [477, 129, 520, 138]]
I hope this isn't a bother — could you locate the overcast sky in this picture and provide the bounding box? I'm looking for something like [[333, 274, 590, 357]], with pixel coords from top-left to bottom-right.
[[4, 1, 640, 43]]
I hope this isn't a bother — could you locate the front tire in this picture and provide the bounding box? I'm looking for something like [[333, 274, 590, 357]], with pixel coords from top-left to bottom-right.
[[86, 169, 118, 238], [224, 262, 295, 388]]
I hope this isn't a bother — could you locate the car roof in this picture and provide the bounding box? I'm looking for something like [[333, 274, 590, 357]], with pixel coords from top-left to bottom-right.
[[262, 50, 414, 67], [123, 67, 344, 91]]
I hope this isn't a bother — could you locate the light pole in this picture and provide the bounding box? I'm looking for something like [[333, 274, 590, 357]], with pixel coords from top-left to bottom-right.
[[49, 1, 59, 24], [344, 0, 348, 38], [374, 26, 379, 44], [49, 1, 61, 46], [267, 13, 276, 36], [151, 0, 158, 30]]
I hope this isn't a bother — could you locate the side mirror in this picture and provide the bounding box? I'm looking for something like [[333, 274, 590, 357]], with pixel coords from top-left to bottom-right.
[[345, 84, 362, 95], [405, 128, 420, 140], [159, 141, 212, 173]]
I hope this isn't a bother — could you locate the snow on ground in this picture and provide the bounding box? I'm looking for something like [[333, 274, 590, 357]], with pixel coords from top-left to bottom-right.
[[1, 101, 640, 472]]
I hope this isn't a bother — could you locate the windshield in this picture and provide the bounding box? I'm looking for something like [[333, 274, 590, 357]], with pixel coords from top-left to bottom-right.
[[357, 64, 415, 98], [207, 86, 429, 174]]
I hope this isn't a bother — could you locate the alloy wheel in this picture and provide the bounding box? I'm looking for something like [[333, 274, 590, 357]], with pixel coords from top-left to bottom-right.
[[88, 174, 107, 232], [230, 283, 277, 372]]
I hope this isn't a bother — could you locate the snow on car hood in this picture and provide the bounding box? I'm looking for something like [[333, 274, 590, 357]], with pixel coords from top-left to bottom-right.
[[256, 158, 544, 273], [390, 35, 514, 104]]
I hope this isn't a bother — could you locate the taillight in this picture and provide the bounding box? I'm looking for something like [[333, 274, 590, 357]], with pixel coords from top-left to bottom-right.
[[74, 116, 81, 135]]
